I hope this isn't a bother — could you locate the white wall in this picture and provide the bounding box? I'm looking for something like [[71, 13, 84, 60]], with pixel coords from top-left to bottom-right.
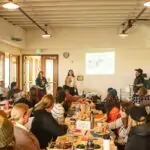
[[0, 41, 21, 54], [0, 17, 26, 88], [0, 17, 26, 49], [23, 25, 150, 98]]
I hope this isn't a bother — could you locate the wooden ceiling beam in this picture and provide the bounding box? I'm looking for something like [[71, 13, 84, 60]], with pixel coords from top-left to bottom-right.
[[19, 0, 143, 5], [0, 7, 143, 11], [0, 10, 141, 15]]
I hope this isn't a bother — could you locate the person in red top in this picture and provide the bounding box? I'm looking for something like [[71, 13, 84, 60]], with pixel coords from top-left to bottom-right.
[[63, 85, 80, 102], [104, 88, 120, 123]]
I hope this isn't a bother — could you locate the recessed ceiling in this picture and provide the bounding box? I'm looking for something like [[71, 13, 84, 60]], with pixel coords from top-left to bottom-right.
[[0, 0, 149, 29]]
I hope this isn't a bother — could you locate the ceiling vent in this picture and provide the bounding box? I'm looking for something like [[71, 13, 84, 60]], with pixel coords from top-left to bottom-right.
[[11, 37, 22, 42]]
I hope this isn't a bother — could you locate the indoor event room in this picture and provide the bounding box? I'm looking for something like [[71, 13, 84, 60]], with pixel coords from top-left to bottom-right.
[[1, 0, 150, 150]]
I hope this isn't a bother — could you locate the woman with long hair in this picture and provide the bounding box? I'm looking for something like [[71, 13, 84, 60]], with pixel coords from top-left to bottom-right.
[[65, 69, 78, 96], [31, 94, 68, 149], [104, 88, 120, 122], [35, 71, 48, 95]]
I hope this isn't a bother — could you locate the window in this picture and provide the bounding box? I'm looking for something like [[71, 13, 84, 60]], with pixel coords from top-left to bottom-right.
[[85, 51, 115, 75], [5, 57, 10, 88], [0, 52, 4, 83]]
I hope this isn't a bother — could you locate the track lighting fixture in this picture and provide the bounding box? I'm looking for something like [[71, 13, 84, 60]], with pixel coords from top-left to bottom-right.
[[42, 24, 51, 38], [2, 0, 19, 10], [144, 1, 150, 7], [119, 30, 128, 38], [42, 32, 51, 38]]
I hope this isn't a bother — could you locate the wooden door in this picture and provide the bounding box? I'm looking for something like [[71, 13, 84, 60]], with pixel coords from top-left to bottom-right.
[[41, 55, 58, 96], [23, 56, 41, 92], [0, 52, 5, 87], [23, 56, 33, 92], [10, 55, 20, 88]]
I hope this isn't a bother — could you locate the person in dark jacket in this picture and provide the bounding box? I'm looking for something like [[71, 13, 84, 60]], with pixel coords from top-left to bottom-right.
[[29, 86, 44, 107], [14, 97, 33, 108], [31, 94, 68, 149], [125, 106, 150, 150], [7, 82, 19, 100], [133, 68, 145, 94], [35, 71, 48, 95]]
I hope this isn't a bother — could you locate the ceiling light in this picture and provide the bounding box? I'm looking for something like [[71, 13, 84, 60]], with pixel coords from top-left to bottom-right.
[[42, 32, 51, 38], [119, 31, 128, 38], [2, 0, 19, 10], [42, 24, 51, 38], [144, 1, 150, 7]]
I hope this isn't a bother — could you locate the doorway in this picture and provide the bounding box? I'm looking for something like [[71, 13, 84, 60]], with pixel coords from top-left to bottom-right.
[[0, 52, 20, 88], [22, 55, 58, 95], [0, 52, 5, 86]]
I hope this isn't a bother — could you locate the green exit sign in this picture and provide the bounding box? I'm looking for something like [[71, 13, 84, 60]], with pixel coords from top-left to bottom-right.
[[36, 48, 41, 55]]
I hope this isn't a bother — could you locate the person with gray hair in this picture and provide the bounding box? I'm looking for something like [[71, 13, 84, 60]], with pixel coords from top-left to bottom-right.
[[11, 103, 40, 150]]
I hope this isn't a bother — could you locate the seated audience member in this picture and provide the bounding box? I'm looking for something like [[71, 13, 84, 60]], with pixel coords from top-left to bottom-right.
[[31, 94, 68, 149], [51, 89, 65, 124], [108, 101, 133, 129], [14, 91, 33, 108], [64, 85, 79, 102], [7, 82, 19, 100], [11, 103, 40, 150], [104, 88, 119, 103], [125, 106, 150, 150], [64, 85, 83, 102], [0, 81, 7, 100], [108, 102, 133, 147], [63, 85, 84, 111], [0, 81, 3, 100], [97, 88, 119, 113], [132, 87, 150, 105], [13, 91, 22, 103], [29, 86, 43, 107], [0, 115, 16, 150], [104, 88, 120, 122], [57, 86, 64, 92]]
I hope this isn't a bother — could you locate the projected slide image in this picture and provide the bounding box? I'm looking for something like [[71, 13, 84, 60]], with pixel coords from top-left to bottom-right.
[[86, 52, 115, 75]]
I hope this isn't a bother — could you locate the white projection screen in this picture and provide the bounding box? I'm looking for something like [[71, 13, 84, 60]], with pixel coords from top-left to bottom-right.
[[85, 52, 115, 75]]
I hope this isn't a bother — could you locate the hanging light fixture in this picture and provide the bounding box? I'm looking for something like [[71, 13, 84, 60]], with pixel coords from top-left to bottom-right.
[[42, 31, 51, 38], [144, 1, 150, 7], [119, 30, 128, 38], [42, 24, 51, 38], [2, 0, 19, 9]]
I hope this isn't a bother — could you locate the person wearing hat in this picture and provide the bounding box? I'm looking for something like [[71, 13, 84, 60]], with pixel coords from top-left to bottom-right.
[[0, 115, 16, 150], [125, 106, 150, 150], [133, 68, 145, 94]]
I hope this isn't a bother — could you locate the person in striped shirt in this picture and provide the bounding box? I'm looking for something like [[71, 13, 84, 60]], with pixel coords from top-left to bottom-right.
[[51, 89, 66, 124]]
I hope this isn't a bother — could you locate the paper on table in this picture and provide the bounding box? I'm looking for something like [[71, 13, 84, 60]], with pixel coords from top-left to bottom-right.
[[76, 120, 91, 130]]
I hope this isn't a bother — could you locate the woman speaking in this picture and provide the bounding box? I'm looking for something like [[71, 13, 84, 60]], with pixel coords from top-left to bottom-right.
[[36, 71, 48, 95], [65, 69, 78, 96]]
